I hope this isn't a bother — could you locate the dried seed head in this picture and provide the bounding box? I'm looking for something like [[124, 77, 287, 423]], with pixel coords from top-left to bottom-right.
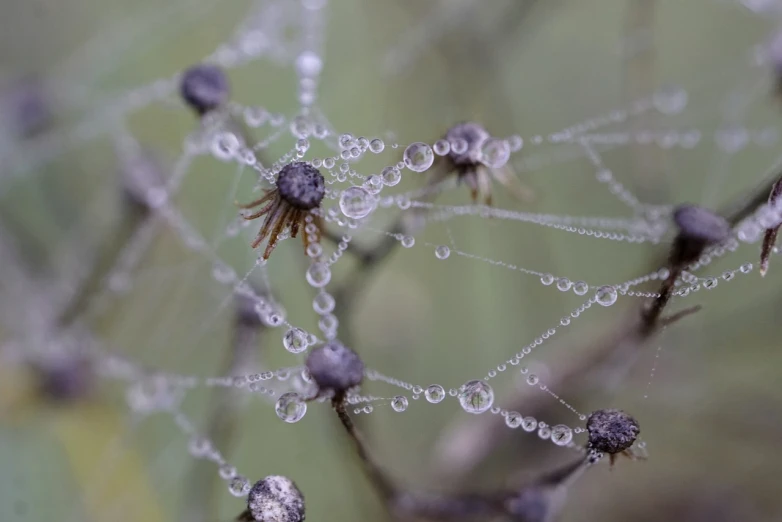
[[277, 162, 325, 210], [247, 475, 305, 522], [586, 409, 639, 455], [179, 64, 230, 116], [445, 122, 490, 166], [672, 205, 730, 244], [305, 341, 364, 393]]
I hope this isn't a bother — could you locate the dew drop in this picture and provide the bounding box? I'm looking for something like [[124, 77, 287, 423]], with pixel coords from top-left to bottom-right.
[[540, 273, 555, 286], [306, 262, 331, 288], [229, 476, 251, 497], [283, 327, 309, 354], [339, 186, 377, 219], [296, 51, 323, 77], [458, 380, 494, 414], [369, 138, 385, 153], [425, 384, 445, 403], [403, 142, 435, 172], [433, 139, 450, 156], [556, 278, 572, 292], [595, 285, 618, 307], [526, 374, 539, 386], [401, 235, 415, 248], [381, 166, 401, 186], [391, 396, 408, 412], [435, 245, 451, 259], [275, 392, 307, 423], [653, 85, 688, 115], [505, 411, 522, 428], [313, 292, 335, 314], [573, 281, 589, 295], [550, 424, 573, 446], [537, 425, 552, 440], [521, 417, 537, 432], [480, 138, 511, 168]]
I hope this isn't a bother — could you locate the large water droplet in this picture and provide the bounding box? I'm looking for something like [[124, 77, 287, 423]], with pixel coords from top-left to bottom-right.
[[275, 392, 307, 423], [480, 138, 511, 168], [425, 384, 445, 403], [595, 285, 617, 307], [435, 245, 450, 259], [339, 186, 377, 219], [458, 380, 494, 414], [550, 424, 573, 446], [391, 396, 408, 412], [403, 142, 435, 172], [283, 327, 309, 354], [306, 263, 331, 288]]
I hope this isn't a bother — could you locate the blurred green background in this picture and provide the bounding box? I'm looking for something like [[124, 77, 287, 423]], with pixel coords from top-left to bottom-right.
[[1, 0, 782, 521]]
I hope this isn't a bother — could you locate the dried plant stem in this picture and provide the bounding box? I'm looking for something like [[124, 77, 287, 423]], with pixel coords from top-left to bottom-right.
[[332, 391, 398, 503]]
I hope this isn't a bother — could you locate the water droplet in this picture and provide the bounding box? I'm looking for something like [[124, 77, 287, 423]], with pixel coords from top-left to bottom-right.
[[306, 263, 331, 288], [703, 277, 718, 290], [401, 235, 415, 248], [740, 262, 753, 274], [556, 278, 572, 292], [433, 139, 450, 156], [572, 280, 589, 295], [537, 425, 552, 440], [653, 85, 688, 115], [505, 411, 522, 428], [381, 166, 401, 186], [403, 142, 435, 172], [458, 380, 494, 414], [425, 384, 445, 403], [526, 374, 539, 386], [369, 138, 385, 153], [435, 245, 451, 259], [229, 476, 251, 497], [219, 464, 237, 479], [313, 292, 335, 314], [275, 392, 307, 423], [391, 396, 408, 412], [540, 273, 555, 286], [595, 286, 618, 307], [480, 138, 511, 168], [550, 424, 573, 446], [283, 328, 309, 354], [521, 417, 537, 432], [295, 51, 323, 77], [339, 186, 377, 219]]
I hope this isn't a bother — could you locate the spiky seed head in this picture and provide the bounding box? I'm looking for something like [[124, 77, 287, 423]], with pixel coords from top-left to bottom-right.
[[672, 205, 730, 244], [305, 341, 364, 393], [179, 64, 229, 116], [247, 475, 305, 522], [586, 409, 640, 455], [277, 162, 325, 210], [445, 122, 490, 166]]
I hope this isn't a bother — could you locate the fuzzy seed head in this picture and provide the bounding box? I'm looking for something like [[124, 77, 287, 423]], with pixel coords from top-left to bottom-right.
[[247, 475, 305, 522], [179, 64, 229, 115], [445, 122, 490, 166], [586, 409, 640, 455], [276, 162, 325, 210], [673, 205, 730, 244], [305, 341, 364, 393]]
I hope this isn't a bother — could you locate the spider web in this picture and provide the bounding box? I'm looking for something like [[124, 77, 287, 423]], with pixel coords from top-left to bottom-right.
[[1, 1, 782, 521]]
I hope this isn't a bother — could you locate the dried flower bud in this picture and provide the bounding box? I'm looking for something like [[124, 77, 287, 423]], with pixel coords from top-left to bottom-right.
[[586, 408, 640, 455], [247, 476, 305, 522], [277, 162, 325, 210], [671, 205, 730, 266], [179, 64, 230, 116], [305, 341, 364, 393]]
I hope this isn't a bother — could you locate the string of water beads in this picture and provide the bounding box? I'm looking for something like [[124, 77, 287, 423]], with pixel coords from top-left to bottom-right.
[[172, 409, 256, 497]]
